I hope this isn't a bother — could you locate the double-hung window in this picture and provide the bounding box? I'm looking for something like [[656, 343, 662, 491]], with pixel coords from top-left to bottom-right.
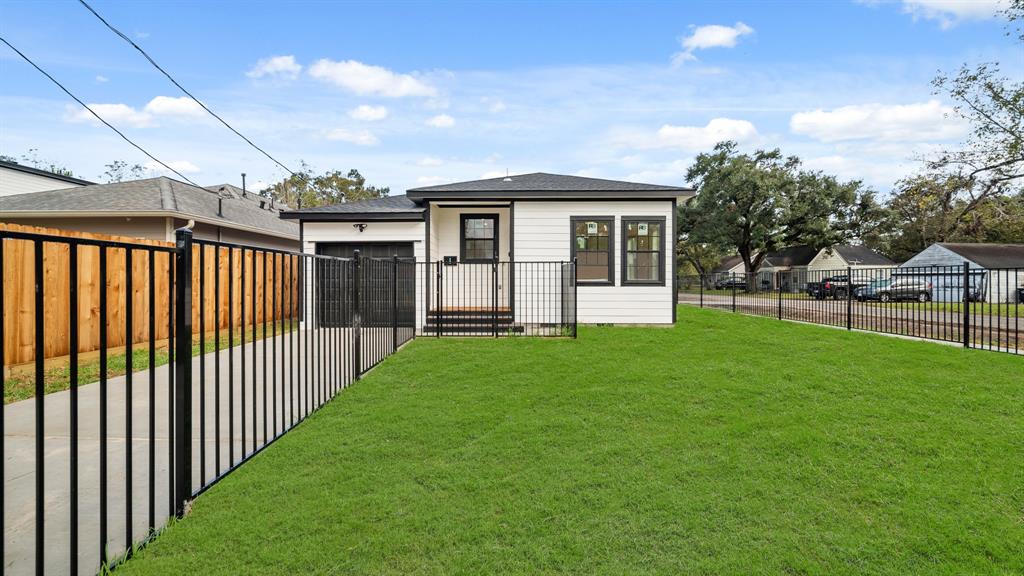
[[621, 217, 665, 285], [571, 216, 614, 285], [460, 214, 498, 262]]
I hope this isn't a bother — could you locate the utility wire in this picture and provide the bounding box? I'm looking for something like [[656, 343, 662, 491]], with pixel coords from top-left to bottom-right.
[[0, 35, 203, 186], [78, 0, 302, 181]]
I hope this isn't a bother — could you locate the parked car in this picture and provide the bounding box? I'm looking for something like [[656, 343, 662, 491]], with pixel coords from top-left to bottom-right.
[[811, 275, 867, 300], [714, 276, 747, 290], [855, 278, 932, 303]]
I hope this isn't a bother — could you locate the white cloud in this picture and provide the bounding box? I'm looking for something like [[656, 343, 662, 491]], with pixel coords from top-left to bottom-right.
[[789, 100, 967, 142], [483, 97, 506, 113], [479, 170, 507, 179], [416, 175, 448, 185], [144, 96, 204, 117], [425, 114, 455, 128], [417, 156, 444, 166], [325, 128, 379, 146], [65, 103, 154, 128], [308, 59, 437, 97], [673, 22, 754, 65], [144, 160, 200, 174], [348, 105, 389, 121], [246, 55, 302, 79], [95, 75, 109, 84], [616, 118, 759, 152], [900, 0, 1006, 28]]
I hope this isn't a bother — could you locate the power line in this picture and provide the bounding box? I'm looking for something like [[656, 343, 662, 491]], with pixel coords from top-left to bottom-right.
[[78, 0, 302, 180], [0, 35, 203, 186]]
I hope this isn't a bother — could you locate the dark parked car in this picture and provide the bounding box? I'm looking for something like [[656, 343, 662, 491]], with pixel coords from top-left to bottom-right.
[[855, 278, 932, 303], [811, 275, 867, 300], [714, 276, 747, 290]]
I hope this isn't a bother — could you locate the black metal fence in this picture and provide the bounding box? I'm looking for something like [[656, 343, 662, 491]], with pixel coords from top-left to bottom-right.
[[679, 264, 1023, 355], [0, 228, 415, 575], [420, 260, 578, 337]]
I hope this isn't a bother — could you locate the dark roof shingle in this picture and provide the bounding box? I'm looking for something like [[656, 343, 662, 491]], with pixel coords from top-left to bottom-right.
[[939, 243, 1024, 269], [282, 194, 422, 215], [0, 176, 297, 238], [833, 245, 896, 266], [407, 172, 692, 194]]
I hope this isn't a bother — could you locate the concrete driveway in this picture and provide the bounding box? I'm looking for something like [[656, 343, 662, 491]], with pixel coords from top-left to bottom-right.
[[3, 326, 365, 576]]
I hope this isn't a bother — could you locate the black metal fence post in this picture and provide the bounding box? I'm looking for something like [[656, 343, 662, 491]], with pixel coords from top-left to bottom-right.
[[173, 227, 193, 517], [492, 259, 498, 338], [963, 262, 970, 348], [392, 255, 399, 353], [846, 265, 853, 331], [731, 273, 737, 313], [353, 251, 362, 379], [777, 271, 783, 320], [573, 257, 578, 338], [700, 274, 704, 308]]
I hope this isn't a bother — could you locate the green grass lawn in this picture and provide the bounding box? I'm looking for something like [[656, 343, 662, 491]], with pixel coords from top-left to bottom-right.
[[120, 306, 1023, 575]]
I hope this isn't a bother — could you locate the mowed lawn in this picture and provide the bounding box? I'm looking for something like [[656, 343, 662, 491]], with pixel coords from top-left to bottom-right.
[[120, 306, 1024, 575]]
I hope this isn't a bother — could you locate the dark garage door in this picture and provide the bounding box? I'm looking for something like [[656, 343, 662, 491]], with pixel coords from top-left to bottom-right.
[[315, 242, 416, 327]]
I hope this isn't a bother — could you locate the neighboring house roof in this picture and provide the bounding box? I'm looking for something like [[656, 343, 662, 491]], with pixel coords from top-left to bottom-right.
[[406, 172, 693, 200], [0, 176, 298, 239], [0, 159, 94, 186], [762, 245, 819, 268], [711, 255, 744, 273], [938, 243, 1024, 269], [280, 194, 424, 221], [831, 245, 896, 266]]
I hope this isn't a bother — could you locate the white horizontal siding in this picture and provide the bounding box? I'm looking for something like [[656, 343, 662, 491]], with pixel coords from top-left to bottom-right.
[[514, 200, 675, 324], [0, 166, 86, 197]]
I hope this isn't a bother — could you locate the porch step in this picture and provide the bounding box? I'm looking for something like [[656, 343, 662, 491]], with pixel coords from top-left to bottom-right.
[[423, 323, 525, 335]]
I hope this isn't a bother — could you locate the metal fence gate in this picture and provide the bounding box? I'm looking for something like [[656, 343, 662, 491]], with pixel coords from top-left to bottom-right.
[[0, 227, 415, 575]]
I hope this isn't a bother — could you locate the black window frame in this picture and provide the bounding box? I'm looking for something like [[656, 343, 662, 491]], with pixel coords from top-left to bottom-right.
[[570, 215, 615, 286], [459, 213, 499, 263], [620, 216, 666, 286]]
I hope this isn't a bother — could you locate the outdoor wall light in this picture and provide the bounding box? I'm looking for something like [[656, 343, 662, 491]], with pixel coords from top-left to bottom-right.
[[353, 223, 368, 232]]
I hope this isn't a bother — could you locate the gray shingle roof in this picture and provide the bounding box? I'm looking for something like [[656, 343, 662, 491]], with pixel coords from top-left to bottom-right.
[[282, 194, 422, 215], [407, 172, 692, 194], [762, 245, 820, 267], [939, 243, 1024, 269], [833, 245, 895, 266], [0, 176, 298, 238]]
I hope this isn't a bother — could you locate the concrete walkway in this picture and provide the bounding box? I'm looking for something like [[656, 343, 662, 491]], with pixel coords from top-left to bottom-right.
[[2, 325, 382, 576]]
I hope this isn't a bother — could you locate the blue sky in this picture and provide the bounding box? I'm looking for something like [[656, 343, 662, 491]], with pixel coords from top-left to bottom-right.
[[0, 0, 1018, 195]]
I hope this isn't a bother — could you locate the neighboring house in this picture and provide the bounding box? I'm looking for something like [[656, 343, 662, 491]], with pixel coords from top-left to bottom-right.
[[0, 176, 298, 250], [0, 159, 94, 196], [281, 172, 693, 328], [712, 245, 896, 291], [898, 243, 1024, 303]]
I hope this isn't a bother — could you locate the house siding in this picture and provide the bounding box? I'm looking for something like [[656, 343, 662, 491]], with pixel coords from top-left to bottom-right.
[[513, 200, 675, 324], [0, 166, 87, 197]]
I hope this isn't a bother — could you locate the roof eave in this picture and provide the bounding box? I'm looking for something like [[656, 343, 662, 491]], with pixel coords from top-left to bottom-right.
[[279, 211, 425, 222], [0, 209, 299, 240], [406, 189, 693, 201]]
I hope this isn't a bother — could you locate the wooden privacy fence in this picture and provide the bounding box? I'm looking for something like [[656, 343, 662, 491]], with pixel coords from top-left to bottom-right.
[[1, 222, 300, 367]]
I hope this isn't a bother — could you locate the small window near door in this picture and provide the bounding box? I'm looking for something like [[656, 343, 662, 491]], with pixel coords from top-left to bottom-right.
[[461, 214, 498, 262], [622, 217, 665, 285], [571, 216, 614, 285]]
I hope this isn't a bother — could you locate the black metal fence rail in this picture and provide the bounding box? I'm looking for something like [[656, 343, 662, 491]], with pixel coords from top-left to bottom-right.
[[679, 264, 1022, 355], [0, 229, 415, 576], [421, 260, 577, 337]]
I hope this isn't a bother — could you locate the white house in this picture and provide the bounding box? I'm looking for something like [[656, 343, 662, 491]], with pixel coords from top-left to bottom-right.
[[0, 159, 93, 196], [898, 243, 1024, 303], [711, 245, 896, 291], [281, 173, 693, 332]]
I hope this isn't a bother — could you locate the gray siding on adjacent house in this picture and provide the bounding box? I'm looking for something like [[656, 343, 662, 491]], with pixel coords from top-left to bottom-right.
[[898, 244, 1023, 303]]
